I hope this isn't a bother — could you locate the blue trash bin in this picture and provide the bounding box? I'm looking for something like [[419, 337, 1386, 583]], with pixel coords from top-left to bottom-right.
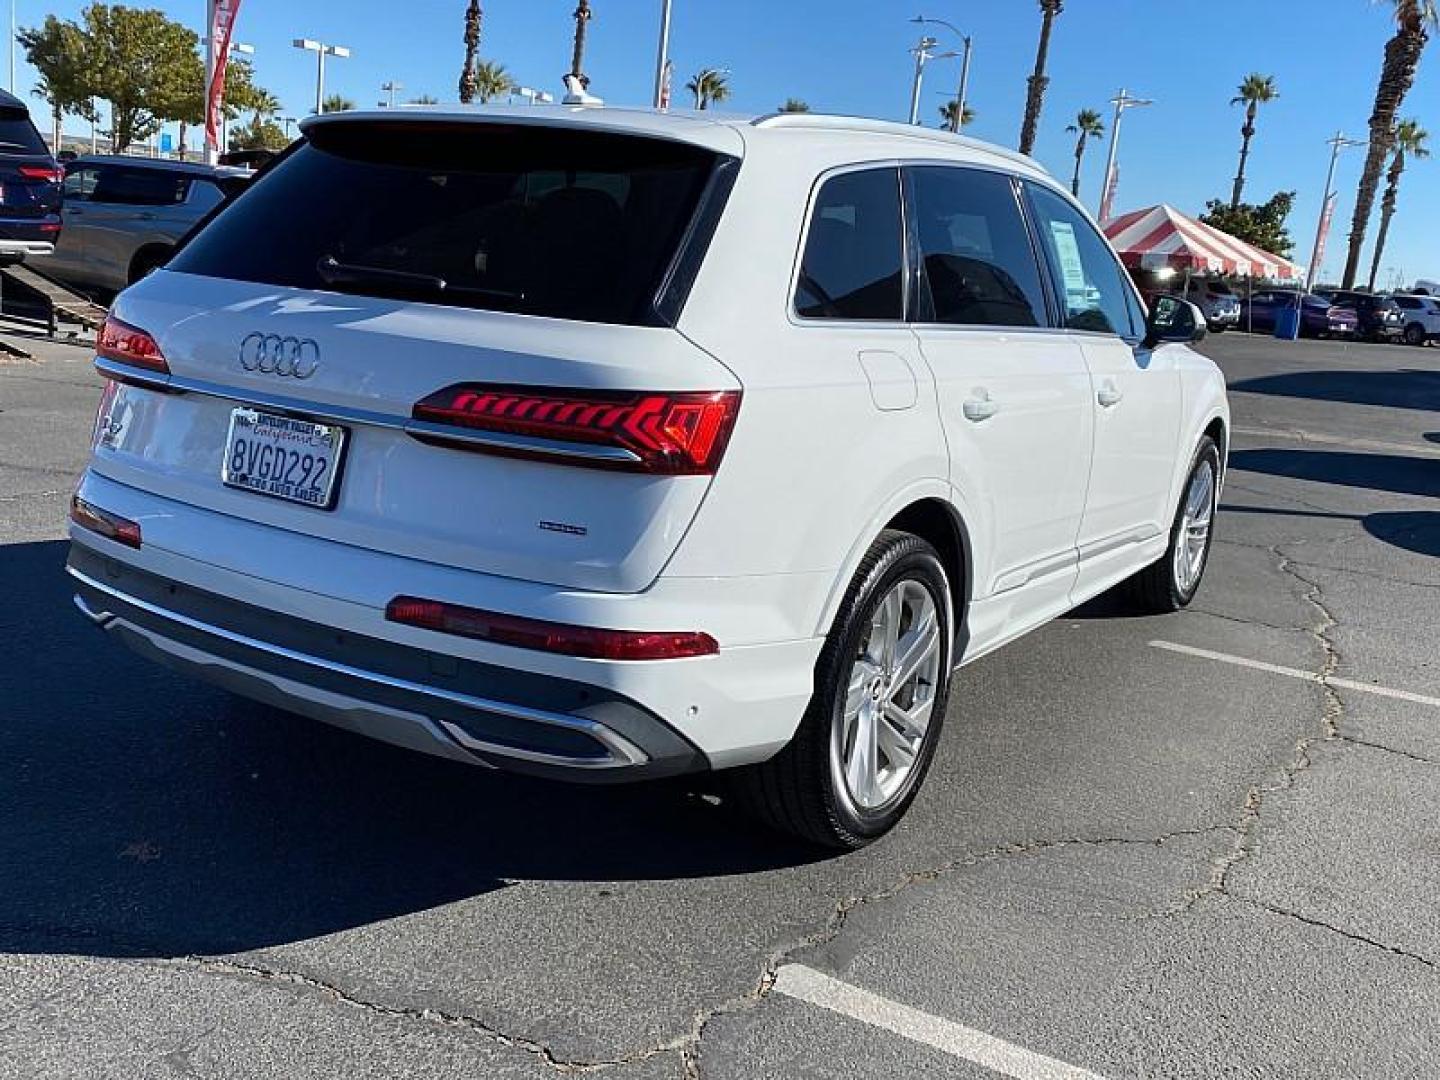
[[1274, 303, 1301, 340]]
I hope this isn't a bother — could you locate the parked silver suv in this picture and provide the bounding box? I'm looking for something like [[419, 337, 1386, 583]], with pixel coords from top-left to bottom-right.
[[33, 156, 249, 292]]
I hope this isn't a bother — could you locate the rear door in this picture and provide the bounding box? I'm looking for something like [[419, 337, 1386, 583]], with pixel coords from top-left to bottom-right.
[[94, 119, 742, 594], [905, 164, 1092, 626], [84, 164, 191, 287], [42, 163, 100, 279], [1024, 181, 1181, 599]]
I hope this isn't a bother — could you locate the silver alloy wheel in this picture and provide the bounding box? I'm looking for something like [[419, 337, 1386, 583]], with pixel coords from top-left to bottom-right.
[[832, 578, 943, 811], [1174, 459, 1216, 593]]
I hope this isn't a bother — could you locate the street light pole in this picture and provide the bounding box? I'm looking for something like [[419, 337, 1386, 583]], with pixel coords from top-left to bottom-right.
[[381, 80, 403, 107], [653, 0, 672, 109], [907, 35, 938, 126], [1305, 130, 1365, 292], [1098, 87, 1152, 221], [293, 38, 351, 115], [912, 17, 973, 133]]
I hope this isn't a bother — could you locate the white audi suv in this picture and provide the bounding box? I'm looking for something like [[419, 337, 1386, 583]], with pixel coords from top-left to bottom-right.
[[68, 107, 1228, 848]]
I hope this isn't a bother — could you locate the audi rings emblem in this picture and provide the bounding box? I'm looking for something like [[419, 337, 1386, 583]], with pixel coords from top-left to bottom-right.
[[238, 333, 321, 379]]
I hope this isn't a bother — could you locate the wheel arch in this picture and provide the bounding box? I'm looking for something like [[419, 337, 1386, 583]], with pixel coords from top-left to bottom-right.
[[815, 482, 974, 658], [127, 242, 174, 284]]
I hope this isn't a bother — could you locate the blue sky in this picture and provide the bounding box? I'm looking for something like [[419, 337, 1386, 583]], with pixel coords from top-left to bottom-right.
[[16, 0, 1439, 284]]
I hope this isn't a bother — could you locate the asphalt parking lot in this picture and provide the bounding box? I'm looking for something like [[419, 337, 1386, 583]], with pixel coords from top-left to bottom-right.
[[1, 327, 1437, 1078]]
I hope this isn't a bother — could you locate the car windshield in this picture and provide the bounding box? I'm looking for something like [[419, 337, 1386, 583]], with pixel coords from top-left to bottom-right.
[[0, 107, 48, 155], [1206, 280, 1234, 295], [168, 121, 725, 325]]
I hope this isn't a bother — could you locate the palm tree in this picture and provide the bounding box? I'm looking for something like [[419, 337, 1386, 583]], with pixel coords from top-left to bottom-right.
[[247, 88, 281, 128], [1018, 0, 1063, 155], [473, 60, 513, 103], [1367, 118, 1430, 290], [780, 98, 810, 113], [686, 68, 730, 110], [1229, 73, 1278, 208], [568, 0, 593, 89], [321, 94, 355, 114], [458, 0, 481, 104], [1341, 0, 1438, 287], [937, 99, 975, 131], [1065, 108, 1105, 197]]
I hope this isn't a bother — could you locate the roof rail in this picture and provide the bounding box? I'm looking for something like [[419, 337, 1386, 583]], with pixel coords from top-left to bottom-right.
[[750, 112, 1038, 170]]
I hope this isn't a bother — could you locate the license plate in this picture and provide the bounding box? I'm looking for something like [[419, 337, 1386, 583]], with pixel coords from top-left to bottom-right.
[[221, 408, 345, 509]]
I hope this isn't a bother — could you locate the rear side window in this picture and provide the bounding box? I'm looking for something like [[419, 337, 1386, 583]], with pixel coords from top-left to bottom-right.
[[0, 107, 47, 155], [93, 166, 190, 206], [169, 122, 723, 325], [795, 168, 904, 321], [908, 166, 1046, 327], [1026, 182, 1138, 337]]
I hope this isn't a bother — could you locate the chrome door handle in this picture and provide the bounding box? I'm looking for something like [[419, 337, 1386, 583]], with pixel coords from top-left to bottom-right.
[[1097, 385, 1124, 408], [962, 397, 998, 422], [136, 211, 157, 221]]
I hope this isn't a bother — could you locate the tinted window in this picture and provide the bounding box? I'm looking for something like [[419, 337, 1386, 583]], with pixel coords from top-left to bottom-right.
[[1396, 296, 1421, 310], [92, 166, 190, 206], [1026, 183, 1136, 336], [795, 168, 904, 321], [170, 122, 721, 325], [0, 107, 48, 155], [63, 165, 99, 200], [909, 166, 1045, 327]]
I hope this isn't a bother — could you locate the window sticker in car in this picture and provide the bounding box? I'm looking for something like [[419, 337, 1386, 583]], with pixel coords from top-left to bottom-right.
[[1048, 220, 1087, 308]]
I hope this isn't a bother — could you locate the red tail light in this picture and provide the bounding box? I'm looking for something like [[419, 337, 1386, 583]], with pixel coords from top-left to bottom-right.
[[70, 495, 142, 548], [386, 596, 719, 660], [411, 384, 741, 474], [97, 315, 169, 375], [19, 164, 64, 184]]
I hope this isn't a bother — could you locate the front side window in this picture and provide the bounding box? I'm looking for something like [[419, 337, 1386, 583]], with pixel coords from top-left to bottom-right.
[[1026, 182, 1137, 337], [908, 166, 1046, 327], [795, 168, 904, 321]]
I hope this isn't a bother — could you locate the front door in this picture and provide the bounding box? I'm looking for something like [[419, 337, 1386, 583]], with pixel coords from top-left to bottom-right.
[[904, 165, 1093, 650], [1024, 182, 1182, 600]]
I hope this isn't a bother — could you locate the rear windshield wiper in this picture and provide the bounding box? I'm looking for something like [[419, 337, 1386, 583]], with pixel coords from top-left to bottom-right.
[[316, 255, 525, 303]]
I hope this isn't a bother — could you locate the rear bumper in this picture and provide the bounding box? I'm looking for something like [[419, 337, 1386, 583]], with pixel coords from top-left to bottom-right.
[[68, 545, 707, 782], [68, 469, 825, 776], [0, 237, 55, 257]]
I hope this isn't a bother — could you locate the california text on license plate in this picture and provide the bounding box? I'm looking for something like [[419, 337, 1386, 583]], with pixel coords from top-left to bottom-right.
[[221, 408, 346, 509]]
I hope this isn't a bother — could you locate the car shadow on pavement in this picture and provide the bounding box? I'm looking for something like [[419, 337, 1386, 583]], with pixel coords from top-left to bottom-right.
[[0, 540, 825, 960], [1229, 448, 1440, 500], [1229, 368, 1440, 411], [1215, 504, 1440, 558]]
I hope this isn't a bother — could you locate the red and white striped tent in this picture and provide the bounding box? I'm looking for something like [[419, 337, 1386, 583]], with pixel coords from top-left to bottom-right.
[[1103, 203, 1303, 280]]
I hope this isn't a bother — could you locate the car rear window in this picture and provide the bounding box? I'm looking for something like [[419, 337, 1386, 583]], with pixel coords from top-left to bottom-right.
[[168, 121, 724, 325], [0, 106, 48, 156]]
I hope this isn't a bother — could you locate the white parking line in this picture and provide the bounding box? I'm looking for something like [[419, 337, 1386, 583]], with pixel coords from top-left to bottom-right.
[[1148, 640, 1440, 709], [1231, 425, 1440, 459], [772, 964, 1109, 1080]]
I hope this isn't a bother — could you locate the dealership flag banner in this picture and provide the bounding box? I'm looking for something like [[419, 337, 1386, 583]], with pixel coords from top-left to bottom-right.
[[205, 0, 243, 152]]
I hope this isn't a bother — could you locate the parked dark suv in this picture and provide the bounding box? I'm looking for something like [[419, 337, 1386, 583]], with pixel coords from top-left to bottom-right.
[[0, 89, 62, 258], [1330, 291, 1405, 342]]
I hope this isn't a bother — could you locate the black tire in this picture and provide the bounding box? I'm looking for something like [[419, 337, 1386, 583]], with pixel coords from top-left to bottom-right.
[[1404, 322, 1427, 346], [729, 530, 954, 849], [1120, 436, 1221, 614]]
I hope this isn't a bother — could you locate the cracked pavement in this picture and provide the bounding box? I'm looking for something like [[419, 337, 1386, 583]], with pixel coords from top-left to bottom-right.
[[1, 331, 1436, 1077]]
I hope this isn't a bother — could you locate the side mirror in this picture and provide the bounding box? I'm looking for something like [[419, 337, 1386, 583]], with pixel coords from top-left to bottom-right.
[[1143, 294, 1207, 349]]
